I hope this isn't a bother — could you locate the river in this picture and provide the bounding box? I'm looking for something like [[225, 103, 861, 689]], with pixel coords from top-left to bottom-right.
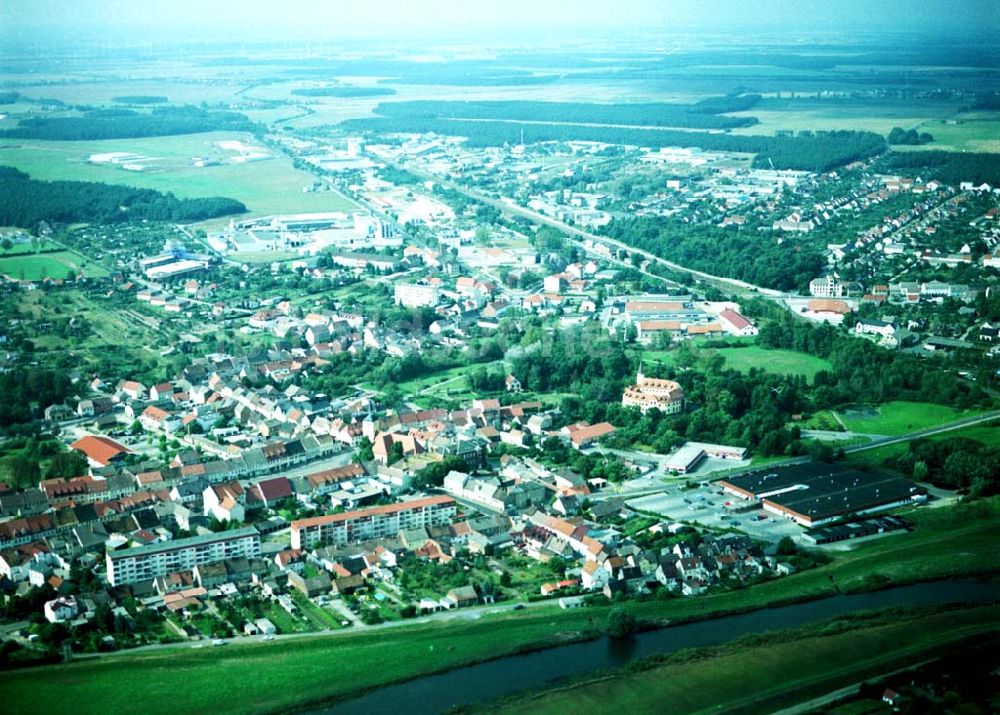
[[314, 579, 998, 715]]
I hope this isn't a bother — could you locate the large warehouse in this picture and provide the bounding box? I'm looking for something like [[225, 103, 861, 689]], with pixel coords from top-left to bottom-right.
[[719, 463, 926, 527]]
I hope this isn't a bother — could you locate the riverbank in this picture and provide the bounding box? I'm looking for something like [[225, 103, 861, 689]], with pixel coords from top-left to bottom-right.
[[477, 603, 1000, 715], [0, 498, 996, 715]]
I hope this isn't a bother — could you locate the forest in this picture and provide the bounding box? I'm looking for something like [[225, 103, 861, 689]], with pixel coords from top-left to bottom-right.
[[0, 105, 259, 140], [341, 113, 887, 172], [370, 96, 762, 130], [603, 215, 825, 291], [0, 167, 247, 227]]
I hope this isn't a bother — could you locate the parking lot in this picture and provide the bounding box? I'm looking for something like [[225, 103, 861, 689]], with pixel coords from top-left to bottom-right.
[[627, 482, 803, 545]]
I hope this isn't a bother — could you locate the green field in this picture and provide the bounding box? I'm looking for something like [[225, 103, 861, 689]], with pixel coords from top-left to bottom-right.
[[642, 344, 831, 380], [714, 346, 832, 379], [0, 250, 109, 280], [397, 361, 505, 398], [849, 418, 1000, 469], [487, 606, 998, 715], [902, 111, 1000, 153], [0, 240, 60, 255], [1, 497, 995, 715], [836, 401, 984, 436], [0, 131, 357, 219], [727, 100, 1000, 153]]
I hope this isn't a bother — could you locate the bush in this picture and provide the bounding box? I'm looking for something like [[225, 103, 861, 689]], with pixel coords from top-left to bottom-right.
[[607, 607, 638, 638]]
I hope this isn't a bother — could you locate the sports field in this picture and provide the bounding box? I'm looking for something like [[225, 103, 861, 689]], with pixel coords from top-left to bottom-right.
[[0, 250, 109, 280], [0, 131, 357, 218]]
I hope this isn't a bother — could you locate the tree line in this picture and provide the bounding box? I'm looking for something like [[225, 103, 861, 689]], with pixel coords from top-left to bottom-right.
[[887, 127, 933, 145], [0, 105, 259, 140], [0, 167, 247, 227], [876, 150, 1000, 186]]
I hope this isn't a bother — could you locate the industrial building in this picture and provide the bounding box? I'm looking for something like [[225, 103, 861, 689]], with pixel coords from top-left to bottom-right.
[[665, 441, 747, 473], [802, 515, 911, 545], [719, 463, 926, 527]]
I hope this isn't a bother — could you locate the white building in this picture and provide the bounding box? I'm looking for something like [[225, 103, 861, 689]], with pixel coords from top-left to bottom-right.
[[394, 283, 440, 308], [106, 528, 261, 586], [44, 596, 78, 623], [809, 276, 845, 298], [291, 496, 456, 549]]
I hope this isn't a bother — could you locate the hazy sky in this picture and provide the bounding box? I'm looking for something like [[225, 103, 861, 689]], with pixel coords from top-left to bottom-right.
[[3, 0, 999, 43]]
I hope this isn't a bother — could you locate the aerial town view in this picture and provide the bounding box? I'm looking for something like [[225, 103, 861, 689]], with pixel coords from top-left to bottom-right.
[[0, 1, 998, 713]]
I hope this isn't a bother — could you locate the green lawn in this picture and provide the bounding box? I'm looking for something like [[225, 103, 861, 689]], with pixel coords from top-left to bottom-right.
[[487, 606, 999, 715], [640, 344, 831, 380], [0, 240, 60, 255], [1, 497, 994, 715], [849, 418, 1000, 469], [714, 346, 832, 380], [0, 132, 357, 219], [0, 250, 109, 280], [836, 401, 984, 436]]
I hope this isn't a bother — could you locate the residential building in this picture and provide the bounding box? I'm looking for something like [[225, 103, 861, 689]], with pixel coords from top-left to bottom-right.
[[290, 496, 457, 549], [106, 527, 261, 585]]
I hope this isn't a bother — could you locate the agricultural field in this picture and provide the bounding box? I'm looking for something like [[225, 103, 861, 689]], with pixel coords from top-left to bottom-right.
[[4, 79, 252, 107], [0, 249, 109, 280], [727, 98, 965, 136], [835, 401, 985, 436], [0, 131, 357, 219], [899, 111, 1000, 153]]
